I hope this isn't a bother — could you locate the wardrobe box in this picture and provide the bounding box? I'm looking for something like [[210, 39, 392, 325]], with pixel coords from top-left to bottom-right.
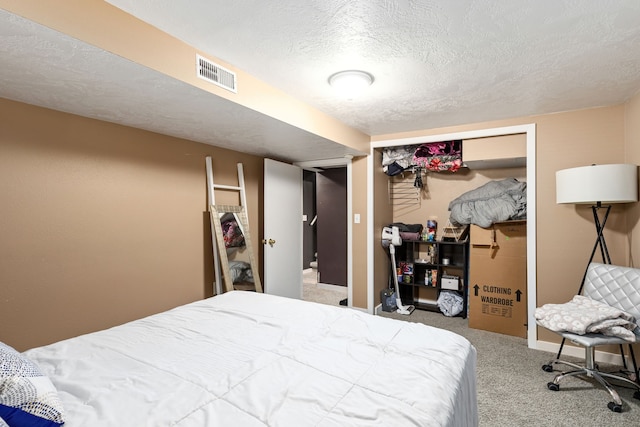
[[468, 221, 527, 338]]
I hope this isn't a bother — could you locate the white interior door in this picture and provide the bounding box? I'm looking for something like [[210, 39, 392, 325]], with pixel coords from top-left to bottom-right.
[[264, 159, 303, 298]]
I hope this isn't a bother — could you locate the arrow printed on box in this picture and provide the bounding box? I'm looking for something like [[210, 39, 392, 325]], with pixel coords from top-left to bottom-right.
[[473, 284, 479, 296]]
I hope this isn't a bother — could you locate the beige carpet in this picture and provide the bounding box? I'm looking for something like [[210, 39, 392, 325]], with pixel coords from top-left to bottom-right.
[[379, 308, 640, 426], [302, 268, 347, 307]]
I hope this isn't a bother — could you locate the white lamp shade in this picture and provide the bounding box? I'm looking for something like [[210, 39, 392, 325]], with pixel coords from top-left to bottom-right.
[[556, 163, 638, 204]]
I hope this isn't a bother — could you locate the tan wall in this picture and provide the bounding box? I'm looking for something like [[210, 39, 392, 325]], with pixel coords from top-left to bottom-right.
[[624, 91, 640, 357], [373, 150, 394, 303], [464, 134, 526, 165], [374, 105, 630, 345], [350, 156, 368, 308], [626, 91, 640, 266], [1, 98, 635, 352], [534, 106, 628, 348], [0, 98, 263, 351]]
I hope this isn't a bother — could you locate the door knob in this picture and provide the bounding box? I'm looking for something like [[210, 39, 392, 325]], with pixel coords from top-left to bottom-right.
[[262, 239, 276, 246]]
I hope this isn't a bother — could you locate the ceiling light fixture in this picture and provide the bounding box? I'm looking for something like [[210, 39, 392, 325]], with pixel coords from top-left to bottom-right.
[[328, 70, 374, 99]]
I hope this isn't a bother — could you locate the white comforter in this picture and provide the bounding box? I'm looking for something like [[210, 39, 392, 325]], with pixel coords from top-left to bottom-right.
[[25, 292, 478, 427]]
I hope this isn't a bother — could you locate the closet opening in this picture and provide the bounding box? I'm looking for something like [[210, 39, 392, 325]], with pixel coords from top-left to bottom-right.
[[369, 124, 537, 348]]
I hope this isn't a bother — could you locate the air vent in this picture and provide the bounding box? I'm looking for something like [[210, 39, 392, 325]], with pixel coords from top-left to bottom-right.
[[196, 54, 237, 93]]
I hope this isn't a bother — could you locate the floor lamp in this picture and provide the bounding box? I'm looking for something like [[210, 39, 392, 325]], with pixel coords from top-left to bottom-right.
[[553, 163, 638, 365]]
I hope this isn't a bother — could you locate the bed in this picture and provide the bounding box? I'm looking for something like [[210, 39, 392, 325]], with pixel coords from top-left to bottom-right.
[[8, 291, 477, 426]]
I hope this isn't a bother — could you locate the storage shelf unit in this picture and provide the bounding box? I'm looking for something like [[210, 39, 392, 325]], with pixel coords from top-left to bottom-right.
[[397, 239, 469, 318]]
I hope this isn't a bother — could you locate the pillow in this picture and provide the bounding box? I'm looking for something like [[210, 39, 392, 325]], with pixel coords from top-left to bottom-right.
[[0, 342, 65, 427]]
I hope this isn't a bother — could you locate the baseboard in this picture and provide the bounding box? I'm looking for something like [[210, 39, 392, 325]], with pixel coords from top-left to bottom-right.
[[374, 303, 382, 315], [536, 340, 628, 366]]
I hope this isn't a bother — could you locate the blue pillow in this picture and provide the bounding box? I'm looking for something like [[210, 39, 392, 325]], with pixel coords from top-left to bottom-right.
[[0, 342, 65, 427]]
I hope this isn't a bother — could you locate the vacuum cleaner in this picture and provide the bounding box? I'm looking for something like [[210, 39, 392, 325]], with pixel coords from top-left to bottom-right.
[[381, 226, 415, 315]]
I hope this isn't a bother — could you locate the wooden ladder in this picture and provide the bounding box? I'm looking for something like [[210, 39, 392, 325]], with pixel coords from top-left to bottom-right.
[[206, 157, 262, 294]]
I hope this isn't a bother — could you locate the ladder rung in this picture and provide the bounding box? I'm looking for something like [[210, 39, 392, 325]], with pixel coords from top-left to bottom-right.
[[213, 184, 243, 191]]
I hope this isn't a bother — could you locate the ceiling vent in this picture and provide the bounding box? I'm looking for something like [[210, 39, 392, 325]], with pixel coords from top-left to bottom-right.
[[196, 54, 237, 93]]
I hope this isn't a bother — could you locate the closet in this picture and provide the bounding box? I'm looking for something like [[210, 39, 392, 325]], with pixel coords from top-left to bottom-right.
[[374, 131, 529, 332]]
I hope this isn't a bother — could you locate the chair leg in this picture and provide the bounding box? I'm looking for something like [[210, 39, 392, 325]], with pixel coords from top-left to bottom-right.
[[542, 357, 584, 372], [619, 345, 628, 371], [546, 346, 640, 412], [551, 368, 590, 383], [544, 335, 631, 375], [542, 338, 570, 372], [542, 338, 601, 373], [628, 344, 639, 384], [599, 371, 640, 391], [590, 371, 623, 407]]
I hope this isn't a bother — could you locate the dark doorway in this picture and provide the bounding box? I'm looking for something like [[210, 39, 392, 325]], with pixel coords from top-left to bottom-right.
[[316, 168, 347, 286], [302, 170, 317, 269]]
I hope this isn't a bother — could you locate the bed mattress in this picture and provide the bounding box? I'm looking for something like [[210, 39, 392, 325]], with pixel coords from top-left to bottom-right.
[[25, 291, 477, 426]]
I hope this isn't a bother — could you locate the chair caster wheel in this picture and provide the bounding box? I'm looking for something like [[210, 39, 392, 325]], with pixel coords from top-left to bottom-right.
[[547, 382, 560, 391], [633, 390, 640, 400], [607, 402, 622, 412], [542, 364, 553, 372]]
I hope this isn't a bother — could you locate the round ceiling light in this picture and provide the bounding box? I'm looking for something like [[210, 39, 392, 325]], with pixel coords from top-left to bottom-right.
[[328, 70, 374, 99]]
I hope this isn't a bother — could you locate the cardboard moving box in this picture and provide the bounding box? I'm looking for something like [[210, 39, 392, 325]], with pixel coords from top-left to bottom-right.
[[468, 221, 527, 338]]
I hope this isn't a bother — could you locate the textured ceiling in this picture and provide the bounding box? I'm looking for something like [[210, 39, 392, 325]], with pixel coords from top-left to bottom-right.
[[2, 2, 640, 162], [106, 0, 640, 135], [0, 9, 361, 163]]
